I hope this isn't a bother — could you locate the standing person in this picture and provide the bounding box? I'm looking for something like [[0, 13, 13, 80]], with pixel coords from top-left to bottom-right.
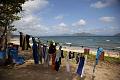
[[48, 41, 56, 70]]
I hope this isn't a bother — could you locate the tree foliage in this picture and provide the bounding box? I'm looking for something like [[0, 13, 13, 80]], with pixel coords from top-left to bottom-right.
[[0, 0, 27, 35]]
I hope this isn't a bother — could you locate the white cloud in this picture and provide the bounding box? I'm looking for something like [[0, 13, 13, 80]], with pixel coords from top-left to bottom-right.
[[100, 16, 115, 22], [22, 0, 48, 13], [13, 0, 49, 36], [52, 23, 69, 35], [54, 15, 64, 20], [59, 22, 67, 27], [72, 19, 86, 27], [91, 0, 118, 8]]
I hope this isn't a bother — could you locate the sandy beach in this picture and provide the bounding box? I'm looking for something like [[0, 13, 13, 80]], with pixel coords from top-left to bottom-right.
[[0, 37, 117, 80], [0, 47, 120, 80]]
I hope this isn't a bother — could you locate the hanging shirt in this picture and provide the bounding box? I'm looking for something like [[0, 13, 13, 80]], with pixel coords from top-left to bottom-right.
[[38, 42, 42, 64], [69, 51, 72, 59], [26, 34, 31, 50], [19, 32, 23, 47], [32, 37, 39, 64], [96, 47, 103, 65], [55, 49, 61, 62], [76, 56, 85, 76]]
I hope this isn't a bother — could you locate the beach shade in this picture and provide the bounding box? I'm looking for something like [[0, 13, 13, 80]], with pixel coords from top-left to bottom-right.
[[84, 48, 90, 55]]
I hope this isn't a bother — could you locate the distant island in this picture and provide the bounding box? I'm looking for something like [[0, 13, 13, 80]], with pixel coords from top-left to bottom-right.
[[72, 32, 96, 36], [12, 32, 120, 37], [114, 33, 120, 36], [61, 32, 96, 36]]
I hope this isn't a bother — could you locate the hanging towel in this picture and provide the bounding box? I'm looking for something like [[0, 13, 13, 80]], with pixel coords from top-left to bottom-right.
[[26, 34, 31, 50], [42, 45, 47, 62], [61, 50, 64, 58], [51, 53, 56, 70], [38, 42, 42, 64], [19, 32, 23, 47], [96, 47, 103, 65], [76, 54, 79, 64], [22, 36, 27, 50], [76, 56, 85, 76], [99, 51, 104, 61], [32, 37, 39, 64], [72, 52, 75, 58], [48, 43, 56, 54], [81, 55, 87, 77], [69, 51, 72, 59], [66, 58, 70, 72], [55, 60, 60, 71]]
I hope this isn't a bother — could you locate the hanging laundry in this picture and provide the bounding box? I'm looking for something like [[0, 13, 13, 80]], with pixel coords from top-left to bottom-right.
[[48, 42, 56, 54], [48, 41, 56, 70], [42, 45, 47, 62], [22, 35, 27, 50], [99, 51, 104, 61], [81, 55, 87, 78], [19, 32, 23, 47], [84, 48, 90, 55], [96, 47, 104, 65], [93, 47, 104, 73], [45, 47, 49, 66], [69, 51, 72, 59], [38, 40, 42, 64], [61, 50, 64, 58], [72, 52, 75, 58], [66, 55, 70, 72], [26, 34, 31, 50], [56, 46, 62, 63], [76, 55, 85, 76], [52, 53, 56, 70], [76, 54, 79, 64], [32, 37, 39, 64], [55, 46, 62, 71]]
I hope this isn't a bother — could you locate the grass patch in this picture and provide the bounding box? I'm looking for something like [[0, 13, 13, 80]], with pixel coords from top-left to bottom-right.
[[62, 51, 120, 64]]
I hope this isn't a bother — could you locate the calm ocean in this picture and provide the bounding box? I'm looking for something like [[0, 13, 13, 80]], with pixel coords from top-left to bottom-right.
[[39, 36, 120, 51]]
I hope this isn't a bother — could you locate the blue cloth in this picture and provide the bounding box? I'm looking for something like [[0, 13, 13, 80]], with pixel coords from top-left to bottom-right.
[[10, 48, 18, 60], [76, 56, 85, 76], [0, 51, 6, 59], [15, 56, 25, 64], [96, 47, 103, 64], [8, 47, 24, 65], [32, 37, 39, 64]]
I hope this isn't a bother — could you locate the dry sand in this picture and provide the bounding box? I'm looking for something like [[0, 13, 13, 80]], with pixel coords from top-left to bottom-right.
[[0, 38, 119, 80], [0, 47, 120, 80]]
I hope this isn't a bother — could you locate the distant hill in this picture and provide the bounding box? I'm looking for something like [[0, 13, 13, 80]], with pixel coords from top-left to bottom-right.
[[72, 32, 96, 36], [114, 33, 120, 36]]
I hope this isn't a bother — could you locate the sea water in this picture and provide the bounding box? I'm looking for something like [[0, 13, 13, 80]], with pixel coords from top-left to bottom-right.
[[39, 36, 120, 51]]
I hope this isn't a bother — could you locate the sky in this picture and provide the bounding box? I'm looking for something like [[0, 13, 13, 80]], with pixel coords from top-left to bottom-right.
[[13, 0, 120, 36]]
